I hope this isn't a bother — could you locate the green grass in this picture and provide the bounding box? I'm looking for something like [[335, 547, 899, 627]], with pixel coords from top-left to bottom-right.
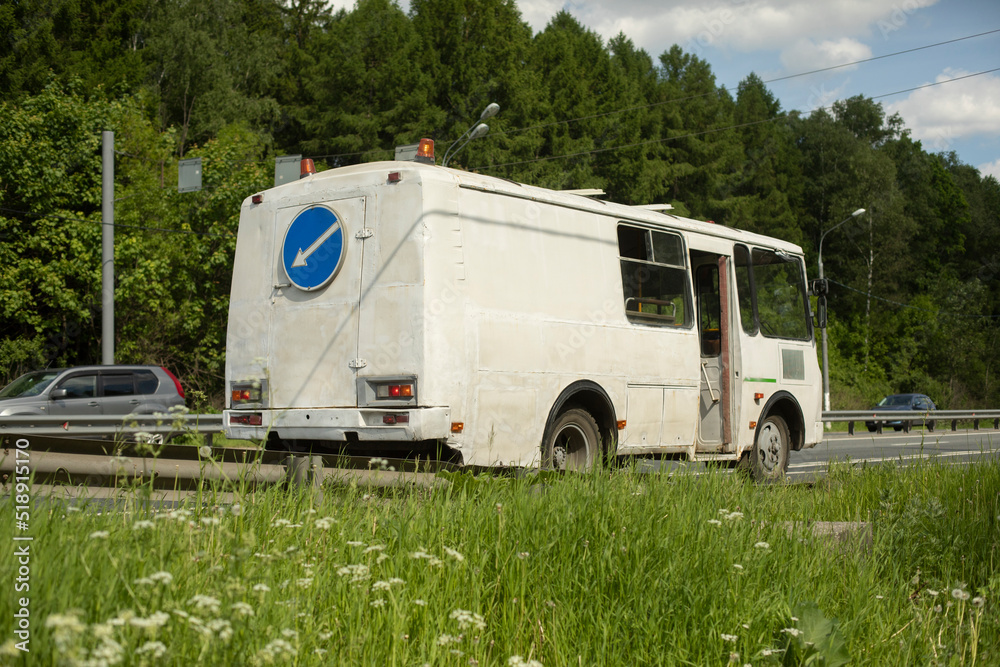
[[2, 457, 999, 665]]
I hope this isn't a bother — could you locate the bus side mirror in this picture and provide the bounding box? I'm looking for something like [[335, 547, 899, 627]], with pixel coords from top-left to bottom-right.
[[815, 296, 828, 329]]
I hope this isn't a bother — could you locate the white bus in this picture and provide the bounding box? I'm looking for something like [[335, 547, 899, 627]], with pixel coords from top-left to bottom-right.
[[224, 151, 823, 480]]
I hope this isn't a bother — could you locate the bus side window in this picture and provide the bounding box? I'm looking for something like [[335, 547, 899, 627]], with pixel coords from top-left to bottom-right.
[[734, 244, 757, 335], [617, 224, 690, 327]]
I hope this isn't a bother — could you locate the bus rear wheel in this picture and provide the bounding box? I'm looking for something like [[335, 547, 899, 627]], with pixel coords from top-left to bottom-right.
[[543, 408, 599, 471], [744, 414, 789, 483]]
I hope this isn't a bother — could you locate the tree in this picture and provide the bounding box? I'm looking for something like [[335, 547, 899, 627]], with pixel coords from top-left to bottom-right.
[[143, 0, 282, 155], [296, 0, 441, 163]]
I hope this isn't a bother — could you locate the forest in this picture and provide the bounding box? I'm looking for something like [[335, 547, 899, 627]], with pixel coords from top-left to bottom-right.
[[2, 0, 999, 410]]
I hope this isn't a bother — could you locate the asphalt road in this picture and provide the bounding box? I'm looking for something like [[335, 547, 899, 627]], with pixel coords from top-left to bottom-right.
[[788, 426, 1000, 482]]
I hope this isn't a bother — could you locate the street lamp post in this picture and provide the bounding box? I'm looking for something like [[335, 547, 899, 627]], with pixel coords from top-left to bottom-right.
[[442, 103, 499, 167], [818, 208, 866, 418]]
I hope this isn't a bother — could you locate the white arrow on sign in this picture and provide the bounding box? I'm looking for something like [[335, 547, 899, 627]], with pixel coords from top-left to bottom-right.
[[291, 220, 340, 268]]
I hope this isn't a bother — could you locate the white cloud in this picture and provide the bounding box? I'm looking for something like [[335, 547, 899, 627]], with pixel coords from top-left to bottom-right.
[[887, 68, 1000, 147], [780, 38, 872, 73], [530, 0, 939, 56], [979, 159, 1000, 180]]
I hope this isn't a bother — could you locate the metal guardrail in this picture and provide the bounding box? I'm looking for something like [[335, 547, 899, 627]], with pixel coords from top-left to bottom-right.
[[0, 432, 450, 500], [823, 409, 1000, 435], [0, 413, 223, 442]]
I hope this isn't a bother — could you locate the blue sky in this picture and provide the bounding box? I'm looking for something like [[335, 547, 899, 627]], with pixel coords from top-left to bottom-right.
[[335, 0, 1000, 178]]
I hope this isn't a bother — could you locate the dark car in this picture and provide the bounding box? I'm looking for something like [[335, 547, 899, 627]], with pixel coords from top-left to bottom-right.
[[0, 365, 185, 417], [866, 393, 936, 432]]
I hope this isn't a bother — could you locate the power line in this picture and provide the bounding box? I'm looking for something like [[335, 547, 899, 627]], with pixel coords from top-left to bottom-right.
[[829, 279, 1000, 320], [473, 66, 1000, 171], [108, 28, 1000, 171], [487, 28, 1000, 140]]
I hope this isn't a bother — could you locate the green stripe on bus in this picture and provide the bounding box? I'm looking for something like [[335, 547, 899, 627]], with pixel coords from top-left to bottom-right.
[[746, 378, 777, 383]]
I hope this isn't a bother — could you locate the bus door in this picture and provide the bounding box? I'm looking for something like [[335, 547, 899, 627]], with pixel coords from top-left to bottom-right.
[[693, 253, 735, 451]]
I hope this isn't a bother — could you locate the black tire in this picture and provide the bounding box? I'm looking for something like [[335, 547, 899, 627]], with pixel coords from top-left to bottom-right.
[[747, 414, 790, 483], [542, 408, 600, 471], [867, 424, 877, 433], [893, 425, 903, 432]]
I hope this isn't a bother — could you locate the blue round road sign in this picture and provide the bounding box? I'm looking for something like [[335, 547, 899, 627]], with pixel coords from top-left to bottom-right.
[[281, 206, 346, 291]]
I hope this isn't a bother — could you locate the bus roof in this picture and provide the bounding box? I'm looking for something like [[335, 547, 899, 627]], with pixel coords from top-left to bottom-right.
[[252, 160, 806, 256]]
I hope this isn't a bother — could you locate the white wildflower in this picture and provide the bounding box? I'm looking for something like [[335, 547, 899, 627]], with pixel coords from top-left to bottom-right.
[[371, 599, 386, 608], [187, 595, 221, 614], [707, 519, 722, 526], [973, 597, 985, 608], [953, 589, 970, 601], [253, 583, 271, 593], [132, 520, 155, 530], [444, 547, 465, 562], [89, 530, 110, 539], [414, 599, 427, 606], [732, 564, 744, 571], [346, 540, 365, 547], [724, 511, 743, 521], [336, 564, 370, 582], [256, 638, 296, 662], [781, 628, 802, 637], [508, 656, 544, 667], [281, 629, 299, 639], [754, 542, 770, 550], [199, 445, 212, 458], [450, 609, 486, 630], [721, 634, 738, 642], [372, 581, 392, 591], [90, 637, 125, 663], [230, 503, 242, 516], [232, 602, 255, 617], [296, 578, 313, 588], [518, 552, 530, 560], [129, 611, 170, 630], [200, 517, 221, 526], [927, 589, 939, 596], [363, 544, 385, 554], [136, 641, 167, 658], [208, 618, 233, 642], [437, 634, 460, 646], [315, 517, 335, 530]]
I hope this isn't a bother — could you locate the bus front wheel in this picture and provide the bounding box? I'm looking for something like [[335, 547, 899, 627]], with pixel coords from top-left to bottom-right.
[[744, 414, 790, 483], [543, 408, 599, 471]]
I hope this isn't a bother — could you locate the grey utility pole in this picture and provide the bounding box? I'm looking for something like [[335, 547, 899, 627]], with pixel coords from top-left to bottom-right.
[[817, 207, 865, 416], [101, 131, 115, 364]]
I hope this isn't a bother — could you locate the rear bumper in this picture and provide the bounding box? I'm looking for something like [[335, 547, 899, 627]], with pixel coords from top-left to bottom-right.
[[223, 407, 451, 442]]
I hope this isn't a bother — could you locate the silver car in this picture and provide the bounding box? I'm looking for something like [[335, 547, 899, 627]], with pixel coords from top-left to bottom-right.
[[0, 366, 186, 416]]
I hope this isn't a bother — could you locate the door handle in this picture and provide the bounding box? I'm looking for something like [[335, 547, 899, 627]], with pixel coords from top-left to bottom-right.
[[88, 401, 99, 407], [129, 399, 141, 405], [701, 363, 720, 404]]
